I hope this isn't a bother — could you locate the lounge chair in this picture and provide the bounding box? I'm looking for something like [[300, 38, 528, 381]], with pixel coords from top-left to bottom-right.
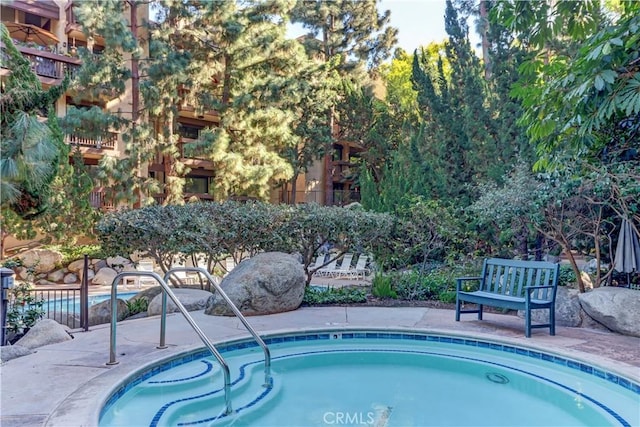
[[351, 255, 370, 280], [124, 259, 156, 288], [332, 253, 355, 278], [314, 258, 338, 277]]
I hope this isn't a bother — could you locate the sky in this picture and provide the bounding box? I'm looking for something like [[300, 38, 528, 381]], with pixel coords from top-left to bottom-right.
[[289, 0, 481, 58], [380, 0, 449, 53]]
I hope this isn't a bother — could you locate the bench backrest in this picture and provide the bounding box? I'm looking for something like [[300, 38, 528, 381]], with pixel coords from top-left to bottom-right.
[[480, 258, 560, 301]]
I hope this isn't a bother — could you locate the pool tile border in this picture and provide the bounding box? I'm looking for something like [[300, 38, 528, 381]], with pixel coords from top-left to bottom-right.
[[101, 329, 640, 422]]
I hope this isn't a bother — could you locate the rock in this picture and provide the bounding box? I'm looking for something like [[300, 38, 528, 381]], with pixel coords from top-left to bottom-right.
[[67, 259, 86, 273], [93, 259, 107, 270], [80, 268, 95, 283], [204, 252, 305, 316], [518, 286, 584, 327], [63, 273, 78, 284], [129, 286, 163, 304], [17, 267, 29, 280], [107, 256, 131, 270], [17, 249, 63, 274], [579, 287, 640, 337], [14, 319, 72, 349], [47, 269, 66, 283], [0, 345, 33, 362], [148, 289, 213, 316], [92, 267, 118, 286], [36, 279, 58, 287], [89, 298, 129, 326]]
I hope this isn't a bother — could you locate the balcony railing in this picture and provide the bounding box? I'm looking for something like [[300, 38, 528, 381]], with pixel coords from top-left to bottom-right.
[[65, 132, 117, 150], [89, 191, 116, 211], [330, 161, 358, 182], [0, 43, 81, 81], [179, 138, 209, 160]]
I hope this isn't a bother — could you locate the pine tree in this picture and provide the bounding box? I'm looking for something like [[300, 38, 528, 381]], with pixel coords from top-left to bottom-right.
[[291, 0, 398, 204]]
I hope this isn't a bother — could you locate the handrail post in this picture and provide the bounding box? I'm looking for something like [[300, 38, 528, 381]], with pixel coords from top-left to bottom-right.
[[107, 271, 233, 415], [157, 290, 167, 349], [163, 267, 272, 387]]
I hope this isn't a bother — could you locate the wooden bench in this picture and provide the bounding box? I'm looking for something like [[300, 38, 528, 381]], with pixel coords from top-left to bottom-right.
[[455, 258, 560, 337]]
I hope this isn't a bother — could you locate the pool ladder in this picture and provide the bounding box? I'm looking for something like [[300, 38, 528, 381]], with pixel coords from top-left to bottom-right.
[[107, 267, 272, 415]]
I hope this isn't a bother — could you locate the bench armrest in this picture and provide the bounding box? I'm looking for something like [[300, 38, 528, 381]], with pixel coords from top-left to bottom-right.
[[456, 276, 482, 292]]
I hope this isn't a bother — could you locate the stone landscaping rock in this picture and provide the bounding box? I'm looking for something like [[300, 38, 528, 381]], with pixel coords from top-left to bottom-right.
[[148, 289, 213, 316], [63, 273, 78, 284], [15, 319, 72, 349], [0, 345, 33, 362], [130, 286, 163, 304], [67, 259, 86, 273], [47, 269, 66, 283], [17, 267, 29, 280], [93, 259, 107, 270], [518, 286, 584, 327], [80, 268, 95, 283], [205, 252, 305, 316], [107, 256, 131, 270], [36, 279, 58, 287], [579, 287, 640, 337], [89, 299, 129, 326], [17, 249, 63, 273], [92, 267, 118, 286]]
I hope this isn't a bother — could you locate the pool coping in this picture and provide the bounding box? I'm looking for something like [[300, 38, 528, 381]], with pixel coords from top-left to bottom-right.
[[45, 325, 640, 427]]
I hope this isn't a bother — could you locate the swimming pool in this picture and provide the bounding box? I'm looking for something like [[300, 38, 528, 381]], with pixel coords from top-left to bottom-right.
[[99, 329, 639, 427], [43, 292, 138, 314]]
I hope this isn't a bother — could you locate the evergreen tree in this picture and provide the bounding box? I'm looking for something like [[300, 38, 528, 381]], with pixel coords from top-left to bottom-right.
[[291, 0, 398, 204]]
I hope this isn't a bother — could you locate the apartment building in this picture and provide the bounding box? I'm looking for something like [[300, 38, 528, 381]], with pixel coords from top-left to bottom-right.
[[0, 0, 361, 210]]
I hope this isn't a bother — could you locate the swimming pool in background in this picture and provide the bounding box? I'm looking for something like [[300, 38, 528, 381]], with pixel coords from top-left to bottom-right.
[[43, 292, 138, 314], [99, 330, 639, 427]]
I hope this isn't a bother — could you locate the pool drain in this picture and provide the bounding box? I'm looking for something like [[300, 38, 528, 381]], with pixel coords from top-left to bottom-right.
[[486, 372, 509, 384]]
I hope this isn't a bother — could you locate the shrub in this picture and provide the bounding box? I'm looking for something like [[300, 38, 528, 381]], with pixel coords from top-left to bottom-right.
[[371, 273, 397, 299], [303, 286, 367, 305], [6, 268, 44, 335], [125, 298, 149, 316], [45, 244, 106, 265], [558, 264, 578, 286]]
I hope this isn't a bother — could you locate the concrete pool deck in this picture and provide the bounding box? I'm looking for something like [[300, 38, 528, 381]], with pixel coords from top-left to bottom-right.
[[1, 306, 639, 427]]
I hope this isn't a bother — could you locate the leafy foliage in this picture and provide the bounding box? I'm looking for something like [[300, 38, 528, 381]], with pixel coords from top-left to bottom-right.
[[303, 286, 367, 305], [371, 273, 397, 299]]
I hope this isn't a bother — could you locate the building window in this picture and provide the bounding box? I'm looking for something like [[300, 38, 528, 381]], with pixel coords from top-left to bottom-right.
[[178, 123, 202, 140], [332, 144, 343, 162], [185, 176, 210, 194]]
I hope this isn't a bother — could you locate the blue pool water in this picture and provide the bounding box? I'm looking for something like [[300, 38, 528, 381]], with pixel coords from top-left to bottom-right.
[[44, 292, 138, 314], [99, 330, 639, 427]]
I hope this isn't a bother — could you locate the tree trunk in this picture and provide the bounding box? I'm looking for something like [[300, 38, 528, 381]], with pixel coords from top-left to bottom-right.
[[479, 0, 491, 80], [128, 0, 142, 208], [290, 172, 299, 204]]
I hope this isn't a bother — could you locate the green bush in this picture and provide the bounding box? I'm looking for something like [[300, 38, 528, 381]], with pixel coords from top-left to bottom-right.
[[558, 264, 578, 286], [371, 273, 397, 299], [303, 286, 367, 305], [44, 244, 106, 265], [125, 298, 149, 316]]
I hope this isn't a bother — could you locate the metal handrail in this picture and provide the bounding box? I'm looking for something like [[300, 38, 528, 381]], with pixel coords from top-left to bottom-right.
[[107, 271, 233, 415], [162, 267, 272, 387]]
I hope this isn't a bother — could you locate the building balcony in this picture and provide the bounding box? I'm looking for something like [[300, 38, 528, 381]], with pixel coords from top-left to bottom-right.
[[65, 132, 117, 150], [0, 42, 81, 85], [89, 190, 115, 212], [330, 161, 358, 183]]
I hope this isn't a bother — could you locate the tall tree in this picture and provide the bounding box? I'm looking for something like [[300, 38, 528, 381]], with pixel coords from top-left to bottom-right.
[[291, 0, 398, 204]]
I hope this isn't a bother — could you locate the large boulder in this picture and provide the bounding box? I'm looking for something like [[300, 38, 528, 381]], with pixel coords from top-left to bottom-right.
[[47, 269, 66, 283], [89, 298, 129, 326], [579, 287, 640, 337], [14, 319, 72, 349], [148, 289, 213, 316], [92, 267, 118, 286], [518, 286, 584, 327], [17, 249, 63, 274], [205, 252, 305, 316], [0, 345, 33, 362], [67, 259, 86, 274]]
